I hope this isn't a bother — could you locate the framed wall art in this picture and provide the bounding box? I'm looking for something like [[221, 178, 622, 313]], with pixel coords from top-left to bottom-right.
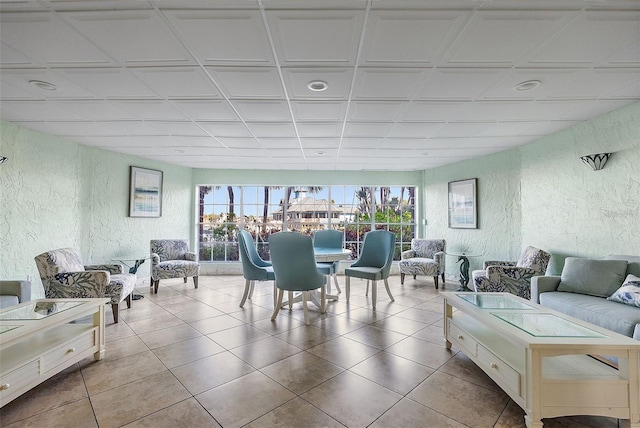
[[129, 166, 163, 217], [448, 178, 477, 229]]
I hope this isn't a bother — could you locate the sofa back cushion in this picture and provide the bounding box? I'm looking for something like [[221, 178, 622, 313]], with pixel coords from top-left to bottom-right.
[[604, 255, 640, 278], [557, 257, 628, 298]]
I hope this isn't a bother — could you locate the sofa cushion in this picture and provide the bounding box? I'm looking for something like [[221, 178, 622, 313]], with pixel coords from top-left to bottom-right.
[[607, 274, 640, 308], [540, 291, 640, 338], [557, 258, 628, 298]]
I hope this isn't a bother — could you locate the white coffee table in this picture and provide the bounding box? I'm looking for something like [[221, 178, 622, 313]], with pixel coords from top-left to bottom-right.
[[442, 292, 640, 428], [0, 298, 109, 406]]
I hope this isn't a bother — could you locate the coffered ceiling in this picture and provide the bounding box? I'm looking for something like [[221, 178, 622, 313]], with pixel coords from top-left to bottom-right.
[[1, 0, 639, 171]]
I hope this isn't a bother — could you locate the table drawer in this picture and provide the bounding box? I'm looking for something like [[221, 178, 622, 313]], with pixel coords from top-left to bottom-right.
[[448, 319, 478, 357], [0, 360, 40, 406], [477, 344, 521, 397], [41, 329, 96, 373]]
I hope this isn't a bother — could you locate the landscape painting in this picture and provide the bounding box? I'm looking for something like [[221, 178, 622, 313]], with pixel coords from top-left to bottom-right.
[[129, 166, 163, 217]]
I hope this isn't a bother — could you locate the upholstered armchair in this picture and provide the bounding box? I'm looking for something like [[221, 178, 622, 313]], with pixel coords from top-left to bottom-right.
[[398, 239, 446, 289], [34, 248, 136, 323], [472, 246, 551, 300], [150, 239, 200, 294]]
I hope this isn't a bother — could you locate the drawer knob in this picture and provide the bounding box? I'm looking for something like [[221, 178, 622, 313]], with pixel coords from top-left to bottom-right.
[[457, 335, 463, 340], [490, 363, 498, 369], [0, 383, 9, 391], [67, 347, 76, 353]]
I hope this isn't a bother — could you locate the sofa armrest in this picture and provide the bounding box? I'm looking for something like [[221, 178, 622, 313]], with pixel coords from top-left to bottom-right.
[[151, 253, 160, 265], [401, 250, 415, 259], [185, 252, 197, 262], [85, 264, 123, 274], [483, 260, 516, 269], [46, 271, 109, 298], [0, 280, 32, 303], [530, 275, 561, 303], [634, 325, 640, 341]]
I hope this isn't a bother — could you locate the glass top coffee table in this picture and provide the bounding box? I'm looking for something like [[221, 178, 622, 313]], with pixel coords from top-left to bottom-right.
[[442, 292, 640, 428]]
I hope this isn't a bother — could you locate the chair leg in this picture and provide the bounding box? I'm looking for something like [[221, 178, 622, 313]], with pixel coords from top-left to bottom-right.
[[302, 290, 309, 326], [249, 280, 255, 298], [154, 280, 159, 294], [111, 303, 119, 323], [371, 280, 377, 308], [345, 276, 351, 302], [384, 278, 394, 302], [271, 289, 284, 321], [400, 273, 405, 285], [320, 284, 326, 314], [240, 279, 251, 307], [434, 276, 439, 290], [441, 273, 445, 284], [365, 280, 369, 296], [126, 294, 131, 309], [183, 277, 187, 284], [193, 276, 198, 289], [326, 275, 332, 295], [413, 275, 417, 280], [333, 273, 341, 294], [273, 282, 277, 308], [288, 291, 293, 310]]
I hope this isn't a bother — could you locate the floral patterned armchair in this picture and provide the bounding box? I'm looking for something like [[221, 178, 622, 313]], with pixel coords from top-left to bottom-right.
[[472, 246, 551, 300], [34, 247, 136, 323], [398, 239, 446, 289], [150, 239, 200, 294]]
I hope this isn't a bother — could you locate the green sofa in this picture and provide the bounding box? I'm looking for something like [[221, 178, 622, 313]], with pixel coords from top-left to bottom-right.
[[531, 255, 640, 340]]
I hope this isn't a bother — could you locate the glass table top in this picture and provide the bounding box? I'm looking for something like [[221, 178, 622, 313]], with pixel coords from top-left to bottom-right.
[[492, 312, 609, 338], [0, 301, 84, 321], [457, 293, 536, 310]]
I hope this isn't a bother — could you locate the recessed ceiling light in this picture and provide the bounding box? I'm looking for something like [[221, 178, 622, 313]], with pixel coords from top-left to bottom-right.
[[421, 152, 430, 156], [29, 80, 57, 91], [174, 149, 185, 153], [307, 80, 328, 92], [514, 80, 541, 92], [315, 151, 327, 156]]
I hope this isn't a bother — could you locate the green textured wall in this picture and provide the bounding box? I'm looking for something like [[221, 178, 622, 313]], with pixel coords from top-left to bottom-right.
[[0, 122, 193, 297], [424, 101, 640, 279]]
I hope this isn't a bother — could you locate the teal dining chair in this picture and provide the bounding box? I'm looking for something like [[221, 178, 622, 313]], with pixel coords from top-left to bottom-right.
[[313, 229, 344, 294], [344, 230, 396, 308], [269, 232, 327, 325], [238, 229, 276, 308]]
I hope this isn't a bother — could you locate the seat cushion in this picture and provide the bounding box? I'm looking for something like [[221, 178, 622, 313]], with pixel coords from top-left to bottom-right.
[[0, 295, 19, 309], [345, 266, 385, 281], [106, 273, 137, 305], [152, 260, 200, 280], [398, 258, 439, 276], [540, 291, 640, 338]]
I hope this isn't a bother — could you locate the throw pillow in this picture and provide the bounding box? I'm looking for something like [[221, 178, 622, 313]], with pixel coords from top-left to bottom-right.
[[557, 258, 628, 298], [607, 274, 640, 307]]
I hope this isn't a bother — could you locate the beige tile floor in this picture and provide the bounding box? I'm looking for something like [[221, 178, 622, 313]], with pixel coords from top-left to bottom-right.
[[0, 275, 621, 428]]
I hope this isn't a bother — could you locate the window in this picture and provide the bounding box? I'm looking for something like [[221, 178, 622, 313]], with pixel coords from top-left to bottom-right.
[[197, 185, 416, 262]]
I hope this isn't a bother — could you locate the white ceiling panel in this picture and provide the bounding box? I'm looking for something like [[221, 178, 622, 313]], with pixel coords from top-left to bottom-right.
[[443, 10, 575, 66], [163, 9, 273, 65], [131, 67, 221, 98], [61, 10, 193, 65], [297, 122, 342, 138], [0, 12, 115, 66], [207, 67, 284, 99], [291, 101, 347, 122], [197, 121, 252, 138], [266, 10, 364, 65], [360, 10, 469, 66], [171, 100, 239, 121], [0, 1, 638, 171]]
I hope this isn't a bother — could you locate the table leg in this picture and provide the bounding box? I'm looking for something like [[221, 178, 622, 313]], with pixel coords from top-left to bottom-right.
[[127, 259, 146, 300], [456, 255, 472, 291]]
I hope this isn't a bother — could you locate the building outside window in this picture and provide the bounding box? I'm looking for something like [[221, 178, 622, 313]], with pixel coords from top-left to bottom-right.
[[197, 185, 416, 262]]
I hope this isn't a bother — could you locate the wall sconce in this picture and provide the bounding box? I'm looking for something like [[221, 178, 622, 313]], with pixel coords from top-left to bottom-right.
[[579, 153, 611, 171], [0, 156, 7, 165]]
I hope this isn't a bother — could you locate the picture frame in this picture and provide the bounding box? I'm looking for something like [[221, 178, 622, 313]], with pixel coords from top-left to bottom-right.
[[129, 166, 163, 217], [448, 178, 477, 229]]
